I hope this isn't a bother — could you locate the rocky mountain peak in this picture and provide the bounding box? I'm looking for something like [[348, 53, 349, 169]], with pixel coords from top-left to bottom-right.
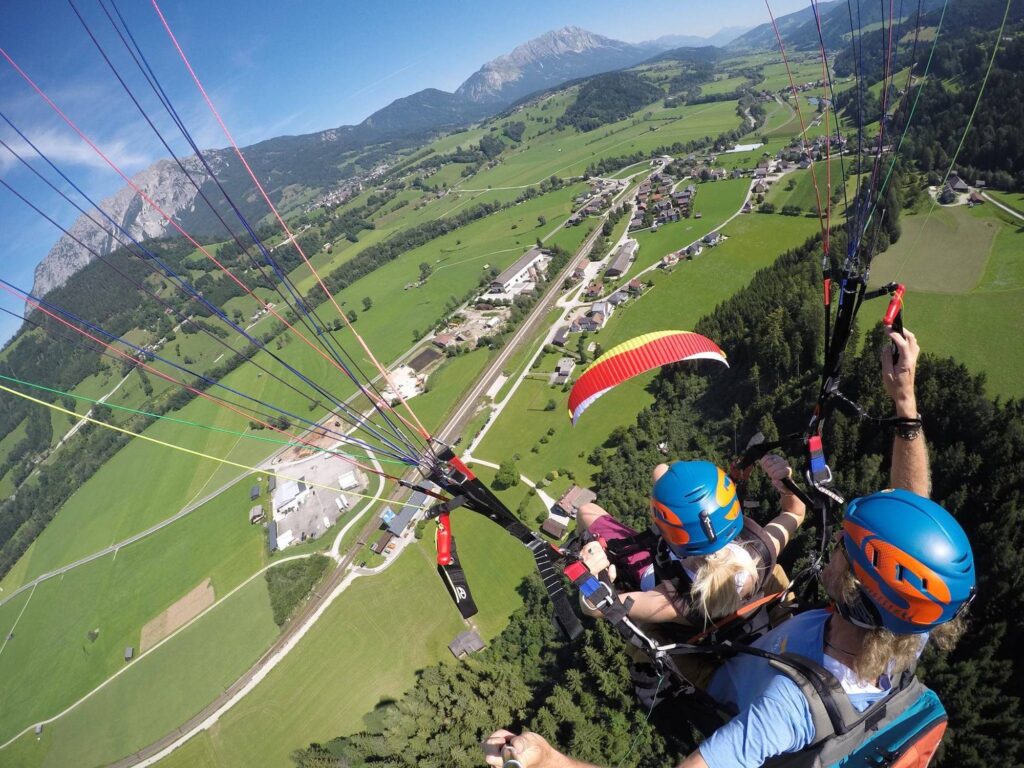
[[455, 26, 643, 105]]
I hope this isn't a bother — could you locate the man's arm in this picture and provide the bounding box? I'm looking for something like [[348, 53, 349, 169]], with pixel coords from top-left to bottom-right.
[[882, 328, 929, 496], [482, 729, 709, 768]]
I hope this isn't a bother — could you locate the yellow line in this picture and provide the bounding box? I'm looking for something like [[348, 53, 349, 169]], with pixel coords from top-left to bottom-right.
[[0, 383, 400, 503]]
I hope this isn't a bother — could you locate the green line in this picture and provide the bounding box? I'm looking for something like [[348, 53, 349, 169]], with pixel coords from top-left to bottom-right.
[[0, 372, 407, 466], [861, 0, 949, 239]]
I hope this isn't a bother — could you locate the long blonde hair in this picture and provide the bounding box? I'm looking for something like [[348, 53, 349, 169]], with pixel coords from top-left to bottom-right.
[[688, 544, 759, 622], [824, 558, 968, 683]]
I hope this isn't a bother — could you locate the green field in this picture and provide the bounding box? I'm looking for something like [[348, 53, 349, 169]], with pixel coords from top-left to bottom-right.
[[987, 190, 1024, 216], [869, 204, 1024, 398], [459, 101, 743, 190], [630, 178, 751, 268], [1, 183, 591, 596], [154, 514, 533, 768], [475, 213, 821, 489], [2, 577, 278, 768], [0, 175, 595, 765], [0, 480, 267, 744], [767, 158, 849, 214]]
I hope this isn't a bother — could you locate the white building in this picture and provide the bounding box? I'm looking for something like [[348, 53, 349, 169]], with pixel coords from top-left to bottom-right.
[[489, 247, 548, 294], [273, 478, 309, 517]]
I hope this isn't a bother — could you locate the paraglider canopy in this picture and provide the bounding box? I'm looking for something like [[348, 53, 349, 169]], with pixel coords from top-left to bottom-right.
[[567, 330, 727, 424]]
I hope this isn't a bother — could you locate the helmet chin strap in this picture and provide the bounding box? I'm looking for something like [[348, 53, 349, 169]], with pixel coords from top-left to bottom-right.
[[834, 590, 885, 630]]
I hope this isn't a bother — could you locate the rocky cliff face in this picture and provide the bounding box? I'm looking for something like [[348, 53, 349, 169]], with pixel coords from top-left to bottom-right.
[[31, 156, 210, 301], [456, 26, 656, 105]]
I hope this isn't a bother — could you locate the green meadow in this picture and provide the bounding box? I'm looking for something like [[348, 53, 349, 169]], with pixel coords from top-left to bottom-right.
[[869, 203, 1024, 399], [0, 480, 267, 745], [155, 516, 532, 768], [3, 576, 278, 768]]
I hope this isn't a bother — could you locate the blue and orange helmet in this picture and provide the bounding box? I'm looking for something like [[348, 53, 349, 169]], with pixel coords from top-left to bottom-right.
[[840, 489, 976, 634], [650, 461, 742, 557]]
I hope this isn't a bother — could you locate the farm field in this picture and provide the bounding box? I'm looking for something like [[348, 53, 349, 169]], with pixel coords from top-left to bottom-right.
[[870, 204, 1024, 399], [0, 183, 590, 594], [154, 515, 533, 768], [3, 577, 278, 768], [460, 101, 744, 190], [987, 190, 1024, 215], [766, 157, 850, 213], [0, 480, 267, 745]]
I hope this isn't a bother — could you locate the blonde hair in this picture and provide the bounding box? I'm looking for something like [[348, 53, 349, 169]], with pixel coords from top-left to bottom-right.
[[824, 560, 969, 683], [688, 544, 759, 622]]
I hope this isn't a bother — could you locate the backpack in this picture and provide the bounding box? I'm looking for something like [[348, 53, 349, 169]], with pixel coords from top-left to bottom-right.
[[744, 648, 948, 768]]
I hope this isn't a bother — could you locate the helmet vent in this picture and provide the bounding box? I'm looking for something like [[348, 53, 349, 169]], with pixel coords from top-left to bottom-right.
[[871, 548, 880, 567]]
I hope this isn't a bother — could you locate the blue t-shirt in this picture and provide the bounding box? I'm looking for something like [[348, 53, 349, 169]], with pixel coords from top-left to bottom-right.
[[699, 609, 889, 768]]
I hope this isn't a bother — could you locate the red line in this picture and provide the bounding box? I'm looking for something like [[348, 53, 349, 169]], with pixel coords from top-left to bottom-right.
[[765, 1, 828, 248], [149, 0, 431, 442], [0, 45, 411, 441], [1, 281, 397, 481]]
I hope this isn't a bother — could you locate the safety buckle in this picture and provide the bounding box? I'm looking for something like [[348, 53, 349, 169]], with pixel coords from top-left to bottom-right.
[[563, 561, 614, 610], [806, 435, 832, 484]]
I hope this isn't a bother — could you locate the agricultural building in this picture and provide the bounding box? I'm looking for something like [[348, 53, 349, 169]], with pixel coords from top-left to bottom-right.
[[449, 630, 486, 659], [605, 240, 638, 277], [489, 247, 547, 294], [386, 504, 417, 537], [371, 531, 395, 555]]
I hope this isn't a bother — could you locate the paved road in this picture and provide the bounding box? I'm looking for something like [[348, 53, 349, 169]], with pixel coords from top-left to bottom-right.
[[0, 475, 247, 611], [982, 192, 1024, 222]]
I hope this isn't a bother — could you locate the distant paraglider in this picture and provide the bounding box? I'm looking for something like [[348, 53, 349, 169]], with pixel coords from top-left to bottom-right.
[[567, 331, 727, 424]]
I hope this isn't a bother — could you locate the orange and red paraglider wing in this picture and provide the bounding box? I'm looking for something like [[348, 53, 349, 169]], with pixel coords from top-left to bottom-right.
[[567, 331, 727, 424]]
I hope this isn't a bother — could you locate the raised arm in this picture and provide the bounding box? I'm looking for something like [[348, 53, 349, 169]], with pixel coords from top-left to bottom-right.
[[759, 454, 807, 560], [882, 328, 929, 496]]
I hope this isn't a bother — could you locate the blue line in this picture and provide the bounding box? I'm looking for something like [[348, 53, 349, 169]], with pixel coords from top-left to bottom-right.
[[0, 112, 416, 462], [106, 0, 425, 456]]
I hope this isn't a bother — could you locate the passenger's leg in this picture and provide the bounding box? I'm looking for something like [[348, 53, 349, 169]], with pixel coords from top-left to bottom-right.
[[577, 501, 610, 534]]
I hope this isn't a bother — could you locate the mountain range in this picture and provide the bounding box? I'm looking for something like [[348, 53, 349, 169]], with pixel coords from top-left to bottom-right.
[[31, 23, 754, 301]]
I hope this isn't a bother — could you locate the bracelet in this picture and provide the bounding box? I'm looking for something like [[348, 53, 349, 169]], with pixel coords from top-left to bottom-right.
[[894, 415, 923, 441]]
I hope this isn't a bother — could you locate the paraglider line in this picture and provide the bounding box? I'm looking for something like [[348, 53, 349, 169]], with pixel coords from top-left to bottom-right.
[[149, 0, 433, 443]]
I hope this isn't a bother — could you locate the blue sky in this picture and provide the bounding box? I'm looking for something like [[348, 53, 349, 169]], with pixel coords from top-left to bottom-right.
[[0, 0, 807, 343]]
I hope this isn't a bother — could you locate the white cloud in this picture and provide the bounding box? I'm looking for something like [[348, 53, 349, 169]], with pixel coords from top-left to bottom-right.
[[0, 122, 154, 177]]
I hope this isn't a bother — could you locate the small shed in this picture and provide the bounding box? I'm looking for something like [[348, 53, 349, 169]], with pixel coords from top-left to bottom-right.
[[371, 531, 396, 555], [124, 646, 134, 663], [449, 630, 486, 659], [250, 484, 261, 501], [267, 520, 278, 553], [249, 505, 264, 524], [34, 724, 43, 736], [541, 516, 569, 539], [267, 475, 277, 493]]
